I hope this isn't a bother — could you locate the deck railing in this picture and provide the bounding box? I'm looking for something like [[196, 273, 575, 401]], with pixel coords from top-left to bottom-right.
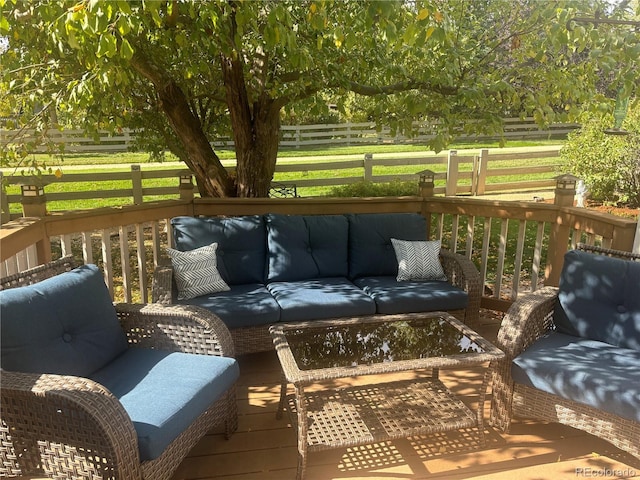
[[1, 196, 636, 310]]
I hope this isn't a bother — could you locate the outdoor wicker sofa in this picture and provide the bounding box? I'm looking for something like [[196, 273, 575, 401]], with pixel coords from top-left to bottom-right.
[[152, 212, 482, 355], [490, 243, 640, 462], [0, 255, 239, 480]]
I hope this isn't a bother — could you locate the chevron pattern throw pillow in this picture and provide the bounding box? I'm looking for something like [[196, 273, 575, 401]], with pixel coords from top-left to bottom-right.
[[391, 238, 447, 282], [167, 242, 230, 300]]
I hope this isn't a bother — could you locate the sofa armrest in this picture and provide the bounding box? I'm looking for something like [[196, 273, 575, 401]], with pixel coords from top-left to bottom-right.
[[439, 249, 482, 325], [115, 303, 235, 358], [489, 286, 558, 431], [0, 370, 142, 479], [151, 262, 175, 305]]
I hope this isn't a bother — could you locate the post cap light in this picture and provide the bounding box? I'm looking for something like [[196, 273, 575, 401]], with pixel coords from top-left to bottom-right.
[[554, 174, 579, 191], [179, 172, 193, 185], [418, 169, 436, 184], [20, 184, 45, 197]]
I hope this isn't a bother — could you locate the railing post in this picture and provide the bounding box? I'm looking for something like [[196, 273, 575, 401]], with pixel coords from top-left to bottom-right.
[[20, 182, 47, 217], [179, 171, 195, 201], [545, 175, 578, 286], [445, 150, 458, 196], [131, 165, 143, 204], [476, 149, 489, 195], [418, 170, 435, 198], [364, 153, 373, 182], [633, 213, 640, 254], [0, 172, 10, 224]]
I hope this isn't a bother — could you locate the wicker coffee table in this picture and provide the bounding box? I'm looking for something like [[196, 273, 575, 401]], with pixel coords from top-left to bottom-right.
[[270, 312, 504, 479]]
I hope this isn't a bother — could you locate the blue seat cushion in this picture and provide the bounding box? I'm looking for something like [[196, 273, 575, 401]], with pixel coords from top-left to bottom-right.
[[354, 276, 468, 314], [348, 213, 427, 279], [266, 214, 349, 282], [511, 331, 640, 422], [554, 249, 640, 350], [176, 283, 281, 329], [267, 277, 376, 322], [90, 348, 239, 461], [0, 264, 127, 377], [171, 216, 266, 285]]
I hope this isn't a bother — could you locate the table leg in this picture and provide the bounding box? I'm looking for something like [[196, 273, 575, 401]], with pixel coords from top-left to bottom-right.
[[276, 373, 287, 420], [295, 385, 309, 480]]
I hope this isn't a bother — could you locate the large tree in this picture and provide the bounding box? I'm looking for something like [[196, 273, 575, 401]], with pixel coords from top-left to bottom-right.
[[2, 0, 639, 197]]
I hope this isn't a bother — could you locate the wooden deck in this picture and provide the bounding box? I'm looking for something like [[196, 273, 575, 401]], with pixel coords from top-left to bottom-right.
[[171, 313, 640, 480]]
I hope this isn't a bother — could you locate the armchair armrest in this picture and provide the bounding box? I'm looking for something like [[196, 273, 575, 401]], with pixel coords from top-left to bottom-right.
[[0, 370, 141, 479], [439, 249, 482, 325], [151, 263, 175, 305], [494, 286, 558, 359], [489, 286, 558, 431], [115, 303, 235, 358]]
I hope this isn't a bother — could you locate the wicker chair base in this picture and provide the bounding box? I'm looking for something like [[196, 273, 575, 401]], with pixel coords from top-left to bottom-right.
[[513, 384, 640, 461]]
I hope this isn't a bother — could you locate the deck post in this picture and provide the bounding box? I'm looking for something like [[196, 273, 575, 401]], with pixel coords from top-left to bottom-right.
[[545, 174, 578, 286]]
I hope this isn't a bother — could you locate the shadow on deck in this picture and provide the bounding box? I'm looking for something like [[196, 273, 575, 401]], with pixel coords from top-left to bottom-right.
[[172, 311, 640, 480]]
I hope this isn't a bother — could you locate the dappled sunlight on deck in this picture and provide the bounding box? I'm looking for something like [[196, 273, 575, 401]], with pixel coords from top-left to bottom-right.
[[170, 312, 640, 480]]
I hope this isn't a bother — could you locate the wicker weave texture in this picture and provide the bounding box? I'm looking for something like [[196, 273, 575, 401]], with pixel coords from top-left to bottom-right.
[[0, 257, 239, 479], [489, 245, 640, 462], [0, 255, 77, 290]]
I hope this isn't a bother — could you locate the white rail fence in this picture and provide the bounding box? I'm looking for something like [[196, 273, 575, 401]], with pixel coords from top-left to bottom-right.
[[1, 148, 563, 221], [0, 118, 578, 153]]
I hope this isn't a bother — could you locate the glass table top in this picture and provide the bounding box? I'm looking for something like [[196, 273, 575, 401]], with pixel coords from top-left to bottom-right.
[[282, 316, 484, 371]]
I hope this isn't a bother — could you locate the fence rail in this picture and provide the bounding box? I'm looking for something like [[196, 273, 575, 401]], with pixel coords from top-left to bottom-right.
[[1, 147, 562, 220], [0, 118, 578, 153]]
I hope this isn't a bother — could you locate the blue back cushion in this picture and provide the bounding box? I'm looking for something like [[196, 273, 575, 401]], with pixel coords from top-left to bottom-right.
[[266, 214, 349, 282], [0, 264, 128, 377], [171, 216, 266, 285], [554, 249, 640, 350], [348, 213, 427, 279]]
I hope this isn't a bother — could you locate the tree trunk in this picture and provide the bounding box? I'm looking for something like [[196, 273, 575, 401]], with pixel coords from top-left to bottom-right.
[[235, 101, 281, 198], [131, 51, 235, 197], [221, 53, 280, 198]]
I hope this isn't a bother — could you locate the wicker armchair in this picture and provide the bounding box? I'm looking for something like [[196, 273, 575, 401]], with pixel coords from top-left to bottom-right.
[[1, 256, 238, 480], [490, 244, 640, 461]]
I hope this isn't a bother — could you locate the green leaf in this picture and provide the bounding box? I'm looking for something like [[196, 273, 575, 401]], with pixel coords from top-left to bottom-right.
[[0, 15, 9, 34], [120, 37, 134, 60], [67, 30, 81, 49], [97, 33, 117, 57]]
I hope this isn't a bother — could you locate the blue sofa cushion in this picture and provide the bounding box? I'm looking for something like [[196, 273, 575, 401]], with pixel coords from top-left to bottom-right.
[[171, 216, 266, 285], [348, 213, 427, 279], [354, 276, 468, 314], [90, 348, 239, 461], [266, 214, 349, 282], [0, 264, 127, 377], [511, 331, 640, 422], [554, 249, 640, 350], [176, 283, 281, 329], [267, 277, 376, 322]]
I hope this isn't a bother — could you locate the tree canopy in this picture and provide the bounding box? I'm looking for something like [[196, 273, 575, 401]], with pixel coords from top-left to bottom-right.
[[2, 0, 639, 197]]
